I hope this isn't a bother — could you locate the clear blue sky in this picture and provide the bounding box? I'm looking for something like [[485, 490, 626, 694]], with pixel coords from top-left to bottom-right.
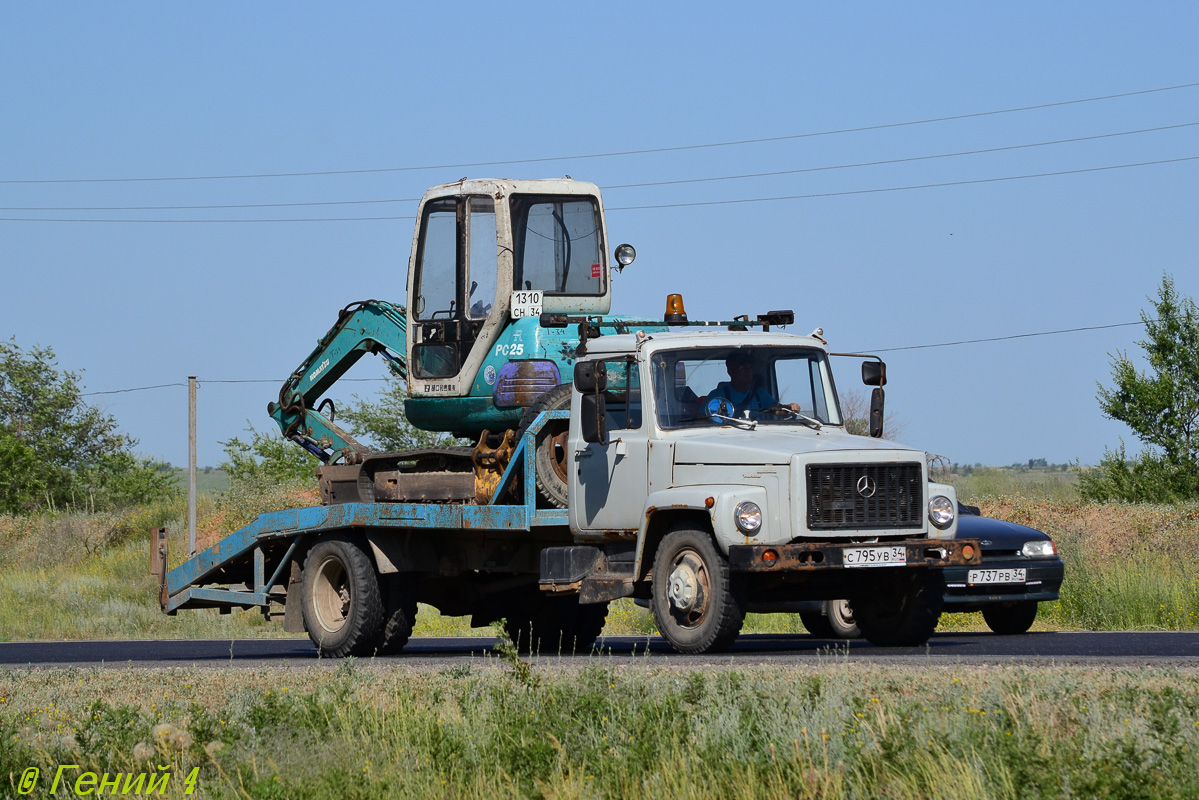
[[3, 3, 1197, 468]]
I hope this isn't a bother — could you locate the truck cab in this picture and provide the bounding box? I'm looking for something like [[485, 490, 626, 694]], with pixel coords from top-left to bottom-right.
[[557, 328, 967, 652]]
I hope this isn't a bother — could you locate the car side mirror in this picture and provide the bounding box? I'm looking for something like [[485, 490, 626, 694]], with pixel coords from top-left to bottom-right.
[[869, 388, 885, 438], [862, 360, 887, 387]]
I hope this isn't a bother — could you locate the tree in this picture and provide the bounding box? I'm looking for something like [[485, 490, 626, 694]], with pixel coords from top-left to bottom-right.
[[220, 424, 318, 488], [0, 338, 178, 513], [219, 377, 451, 491], [838, 389, 907, 441], [1080, 275, 1199, 502], [339, 378, 456, 451]]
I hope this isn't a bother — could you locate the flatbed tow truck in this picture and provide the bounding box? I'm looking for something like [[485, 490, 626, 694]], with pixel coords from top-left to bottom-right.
[[154, 179, 980, 656]]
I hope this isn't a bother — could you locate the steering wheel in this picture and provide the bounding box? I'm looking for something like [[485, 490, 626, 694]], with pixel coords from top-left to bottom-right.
[[703, 396, 735, 423]]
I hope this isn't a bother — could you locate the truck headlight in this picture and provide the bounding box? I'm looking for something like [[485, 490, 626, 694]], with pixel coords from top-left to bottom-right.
[[734, 502, 762, 534], [1022, 540, 1057, 557], [928, 495, 954, 529]]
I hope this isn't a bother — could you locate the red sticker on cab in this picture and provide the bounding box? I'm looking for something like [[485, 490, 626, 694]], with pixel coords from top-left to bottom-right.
[[591, 263, 602, 278]]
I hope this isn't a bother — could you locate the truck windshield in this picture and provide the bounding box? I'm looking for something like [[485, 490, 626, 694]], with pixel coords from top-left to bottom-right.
[[510, 195, 604, 296], [650, 347, 842, 429]]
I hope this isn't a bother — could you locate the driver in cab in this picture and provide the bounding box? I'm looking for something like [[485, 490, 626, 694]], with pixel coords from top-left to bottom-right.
[[699, 351, 801, 418]]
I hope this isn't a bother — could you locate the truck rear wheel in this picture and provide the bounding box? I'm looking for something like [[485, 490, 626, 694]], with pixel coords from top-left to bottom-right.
[[374, 574, 418, 654], [300, 535, 385, 657], [801, 599, 861, 639], [516, 384, 571, 508], [650, 527, 745, 654], [851, 571, 943, 647], [982, 601, 1038, 635], [503, 596, 609, 655]]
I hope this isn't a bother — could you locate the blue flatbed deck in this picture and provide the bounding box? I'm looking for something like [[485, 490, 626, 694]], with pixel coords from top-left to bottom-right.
[[162, 411, 567, 614]]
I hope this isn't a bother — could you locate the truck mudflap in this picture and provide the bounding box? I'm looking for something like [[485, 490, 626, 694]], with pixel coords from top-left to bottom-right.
[[727, 539, 981, 572]]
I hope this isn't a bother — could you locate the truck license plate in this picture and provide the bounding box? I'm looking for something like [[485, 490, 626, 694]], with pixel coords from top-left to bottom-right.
[[842, 545, 907, 568], [968, 568, 1027, 584]]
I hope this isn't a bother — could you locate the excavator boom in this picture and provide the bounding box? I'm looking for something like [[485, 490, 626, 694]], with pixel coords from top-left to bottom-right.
[[268, 299, 408, 463]]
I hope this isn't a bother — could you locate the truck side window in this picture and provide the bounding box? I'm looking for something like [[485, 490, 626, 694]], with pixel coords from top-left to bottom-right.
[[510, 195, 604, 296], [602, 358, 641, 430]]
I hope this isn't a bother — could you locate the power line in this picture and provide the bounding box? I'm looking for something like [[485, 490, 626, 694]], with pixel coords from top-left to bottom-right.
[[81, 320, 1150, 396], [81, 382, 188, 396], [861, 321, 1147, 354], [4, 154, 1196, 224], [604, 121, 1199, 190], [0, 198, 419, 212], [80, 377, 385, 396], [606, 155, 1199, 211], [4, 80, 1197, 185], [7, 121, 1195, 213]]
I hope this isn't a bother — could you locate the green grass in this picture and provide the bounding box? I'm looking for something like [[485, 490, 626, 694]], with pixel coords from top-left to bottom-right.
[[939, 465, 1081, 504], [2, 662, 1197, 799], [170, 467, 230, 496]]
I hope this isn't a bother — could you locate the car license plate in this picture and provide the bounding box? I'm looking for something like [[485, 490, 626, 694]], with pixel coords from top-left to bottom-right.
[[968, 568, 1027, 584], [842, 545, 907, 568]]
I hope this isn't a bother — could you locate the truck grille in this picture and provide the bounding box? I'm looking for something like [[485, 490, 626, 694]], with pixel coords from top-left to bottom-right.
[[806, 462, 923, 530]]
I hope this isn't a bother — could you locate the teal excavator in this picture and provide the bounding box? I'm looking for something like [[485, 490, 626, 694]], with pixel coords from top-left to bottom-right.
[[268, 178, 656, 508]]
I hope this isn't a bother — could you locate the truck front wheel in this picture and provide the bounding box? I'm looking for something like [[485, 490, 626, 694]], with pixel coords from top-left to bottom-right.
[[651, 527, 745, 654], [851, 571, 943, 647], [300, 535, 385, 657]]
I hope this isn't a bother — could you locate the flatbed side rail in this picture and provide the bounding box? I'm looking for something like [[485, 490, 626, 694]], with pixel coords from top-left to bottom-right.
[[163, 410, 569, 612]]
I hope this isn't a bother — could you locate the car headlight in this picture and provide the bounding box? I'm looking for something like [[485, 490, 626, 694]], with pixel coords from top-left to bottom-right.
[[1022, 540, 1057, 557], [928, 495, 954, 529], [734, 501, 762, 534]]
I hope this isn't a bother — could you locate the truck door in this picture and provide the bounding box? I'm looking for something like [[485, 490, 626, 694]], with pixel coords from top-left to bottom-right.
[[410, 196, 497, 380], [570, 358, 649, 534]]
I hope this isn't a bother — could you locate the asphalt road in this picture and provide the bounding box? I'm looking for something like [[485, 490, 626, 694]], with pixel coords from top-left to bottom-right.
[[1, 632, 1197, 669]]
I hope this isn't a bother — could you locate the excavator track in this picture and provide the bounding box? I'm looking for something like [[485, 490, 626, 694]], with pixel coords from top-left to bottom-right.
[[318, 447, 475, 504]]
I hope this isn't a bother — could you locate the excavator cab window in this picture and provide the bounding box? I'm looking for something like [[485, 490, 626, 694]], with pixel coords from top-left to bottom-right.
[[510, 195, 605, 296], [411, 195, 497, 379]]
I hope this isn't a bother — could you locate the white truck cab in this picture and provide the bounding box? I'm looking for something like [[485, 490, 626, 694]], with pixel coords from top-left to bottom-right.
[[554, 327, 971, 653]]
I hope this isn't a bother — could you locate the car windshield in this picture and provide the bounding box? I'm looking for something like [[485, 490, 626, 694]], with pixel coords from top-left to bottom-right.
[[650, 346, 842, 429]]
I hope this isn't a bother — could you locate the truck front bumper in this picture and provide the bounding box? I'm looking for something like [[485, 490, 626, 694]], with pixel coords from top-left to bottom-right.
[[727, 539, 982, 572]]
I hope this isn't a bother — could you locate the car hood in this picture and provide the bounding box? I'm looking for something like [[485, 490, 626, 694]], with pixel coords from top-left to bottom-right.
[[954, 514, 1050, 549], [673, 427, 926, 466]]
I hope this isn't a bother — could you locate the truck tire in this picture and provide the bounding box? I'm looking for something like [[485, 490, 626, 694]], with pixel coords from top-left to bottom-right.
[[374, 574, 418, 655], [300, 535, 385, 657], [982, 601, 1038, 635], [504, 596, 609, 655], [516, 384, 571, 508], [650, 527, 745, 654], [801, 599, 861, 639], [851, 572, 943, 647]]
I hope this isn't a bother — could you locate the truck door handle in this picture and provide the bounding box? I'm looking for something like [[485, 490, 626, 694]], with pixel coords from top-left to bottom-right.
[[574, 450, 595, 460]]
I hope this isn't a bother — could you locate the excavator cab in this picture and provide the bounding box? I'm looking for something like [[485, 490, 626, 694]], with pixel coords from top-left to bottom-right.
[[403, 179, 618, 436], [269, 179, 647, 480]]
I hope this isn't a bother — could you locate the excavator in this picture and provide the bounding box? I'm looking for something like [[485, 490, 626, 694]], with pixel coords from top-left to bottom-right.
[[267, 178, 658, 509]]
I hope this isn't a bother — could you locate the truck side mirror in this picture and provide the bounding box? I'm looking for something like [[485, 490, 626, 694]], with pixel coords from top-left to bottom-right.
[[573, 361, 607, 393], [862, 360, 887, 387], [574, 360, 608, 444], [580, 393, 608, 444], [869, 388, 885, 438]]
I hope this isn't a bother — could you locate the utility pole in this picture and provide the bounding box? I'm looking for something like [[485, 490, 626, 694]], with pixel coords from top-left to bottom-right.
[[188, 376, 197, 558]]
